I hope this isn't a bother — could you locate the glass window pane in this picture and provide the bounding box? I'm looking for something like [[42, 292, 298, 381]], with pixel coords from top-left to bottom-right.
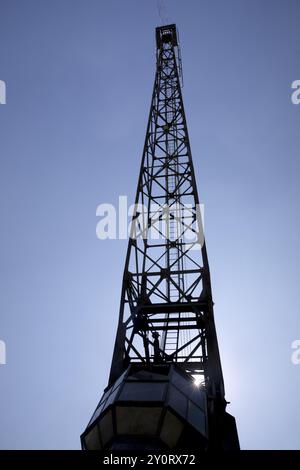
[[116, 406, 162, 435], [119, 382, 166, 402], [88, 403, 104, 427], [160, 410, 183, 448], [187, 400, 207, 436], [84, 425, 101, 450], [128, 370, 168, 382], [111, 369, 127, 391], [104, 384, 121, 409], [168, 385, 187, 419], [99, 410, 114, 446], [171, 369, 206, 409]]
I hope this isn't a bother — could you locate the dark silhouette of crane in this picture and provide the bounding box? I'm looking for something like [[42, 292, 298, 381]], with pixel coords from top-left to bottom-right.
[[81, 24, 239, 452]]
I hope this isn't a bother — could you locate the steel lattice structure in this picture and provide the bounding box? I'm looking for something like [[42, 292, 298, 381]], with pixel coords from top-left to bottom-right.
[[81, 24, 239, 452], [109, 24, 225, 405]]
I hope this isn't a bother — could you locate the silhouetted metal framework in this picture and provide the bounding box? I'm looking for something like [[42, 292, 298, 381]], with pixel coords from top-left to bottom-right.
[[109, 24, 225, 407], [81, 24, 239, 452]]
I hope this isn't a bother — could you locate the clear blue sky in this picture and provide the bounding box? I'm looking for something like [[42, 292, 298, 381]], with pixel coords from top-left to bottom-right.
[[0, 0, 300, 449]]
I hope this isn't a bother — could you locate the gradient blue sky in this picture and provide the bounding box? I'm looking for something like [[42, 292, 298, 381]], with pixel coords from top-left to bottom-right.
[[0, 0, 300, 449]]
